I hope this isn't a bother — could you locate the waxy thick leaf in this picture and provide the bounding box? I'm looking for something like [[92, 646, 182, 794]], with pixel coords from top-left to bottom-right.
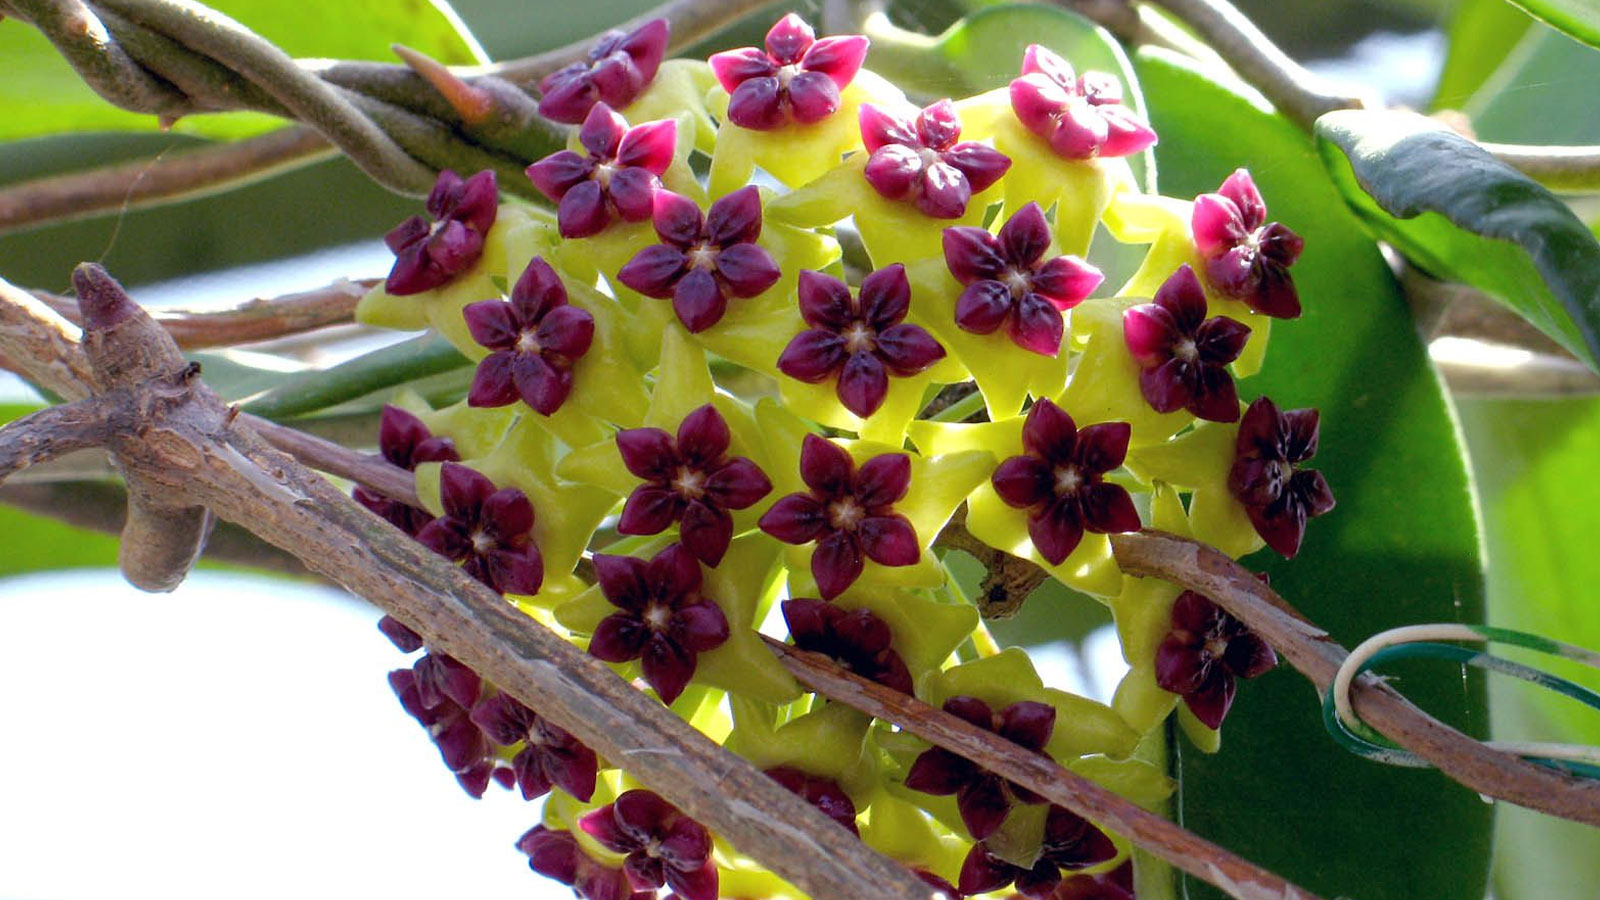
[[1433, 0, 1535, 108], [1507, 0, 1600, 50]]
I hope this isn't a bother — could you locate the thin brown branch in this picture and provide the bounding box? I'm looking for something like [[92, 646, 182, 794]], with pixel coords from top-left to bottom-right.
[[241, 413, 417, 507], [765, 637, 1323, 900], [0, 395, 120, 483], [1110, 530, 1600, 826]]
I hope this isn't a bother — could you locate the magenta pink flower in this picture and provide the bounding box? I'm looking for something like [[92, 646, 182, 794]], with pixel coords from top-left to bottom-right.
[[1009, 45, 1156, 160], [758, 435, 919, 599], [708, 13, 869, 130], [991, 399, 1141, 565], [858, 99, 1011, 218], [765, 766, 859, 835], [942, 203, 1103, 356], [526, 103, 677, 239], [903, 696, 1055, 840], [1192, 169, 1304, 318], [958, 806, 1117, 898], [518, 826, 654, 900], [782, 597, 914, 694], [537, 18, 669, 125], [463, 257, 595, 415], [617, 187, 782, 333], [384, 169, 498, 295], [579, 790, 719, 900], [777, 265, 946, 418], [587, 543, 730, 704], [416, 462, 545, 595], [615, 404, 772, 566], [1155, 587, 1278, 729], [354, 405, 460, 537], [469, 692, 599, 801], [1122, 264, 1252, 422], [1227, 396, 1335, 558]]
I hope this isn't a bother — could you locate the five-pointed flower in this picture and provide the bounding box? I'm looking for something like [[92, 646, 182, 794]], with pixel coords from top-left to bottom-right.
[[708, 13, 869, 130], [1155, 587, 1278, 728], [463, 257, 595, 415], [468, 692, 599, 801], [1008, 44, 1156, 160], [615, 403, 773, 566], [782, 597, 914, 694], [958, 806, 1118, 898], [389, 659, 502, 797], [415, 462, 545, 595], [579, 789, 719, 900], [991, 399, 1142, 565], [587, 543, 730, 704], [777, 265, 946, 418], [903, 696, 1055, 840], [1227, 396, 1335, 558], [537, 18, 670, 124], [617, 186, 782, 333], [758, 435, 920, 599], [858, 99, 1011, 218], [518, 826, 653, 900], [1122, 264, 1252, 422], [1053, 861, 1135, 900], [942, 202, 1103, 355], [766, 766, 860, 834], [1192, 168, 1305, 318], [526, 103, 678, 239], [384, 169, 498, 295], [354, 404, 460, 536]]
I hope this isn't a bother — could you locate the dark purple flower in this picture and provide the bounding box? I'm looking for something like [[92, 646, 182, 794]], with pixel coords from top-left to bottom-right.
[[388, 662, 502, 798], [579, 790, 719, 900], [915, 870, 960, 899], [903, 696, 1056, 840], [587, 543, 730, 704], [766, 766, 859, 834], [463, 257, 595, 415], [942, 203, 1103, 356], [758, 435, 920, 599], [384, 169, 498, 295], [1192, 168, 1304, 319], [354, 405, 460, 537], [959, 807, 1116, 898], [991, 399, 1141, 565], [470, 692, 599, 801], [526, 103, 677, 239], [416, 463, 545, 595], [615, 404, 772, 566], [777, 265, 946, 418], [858, 99, 1011, 218], [708, 13, 869, 130], [376, 614, 424, 653], [781, 597, 913, 694], [1155, 588, 1278, 729], [537, 18, 669, 125], [1227, 396, 1336, 559], [1008, 45, 1156, 160], [517, 826, 654, 900], [1049, 861, 1135, 900], [1122, 264, 1251, 422], [617, 187, 782, 333]]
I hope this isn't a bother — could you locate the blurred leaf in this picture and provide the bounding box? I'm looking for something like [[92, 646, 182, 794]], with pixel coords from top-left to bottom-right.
[[1317, 109, 1600, 371], [1506, 0, 1600, 50], [241, 333, 468, 419], [1454, 395, 1600, 900], [1137, 48, 1490, 900], [1433, 0, 1535, 109], [0, 0, 485, 142], [1461, 22, 1600, 144]]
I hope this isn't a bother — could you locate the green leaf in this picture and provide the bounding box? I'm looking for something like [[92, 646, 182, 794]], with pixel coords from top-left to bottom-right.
[[1461, 22, 1600, 145], [1433, 0, 1535, 109], [0, 0, 485, 142], [241, 333, 469, 420], [1136, 48, 1490, 900], [1454, 395, 1600, 900], [1507, 0, 1600, 50], [1316, 108, 1600, 371]]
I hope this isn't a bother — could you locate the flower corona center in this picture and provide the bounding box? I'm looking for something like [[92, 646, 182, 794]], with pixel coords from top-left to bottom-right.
[[515, 329, 544, 355], [644, 602, 674, 632], [593, 162, 616, 189], [688, 245, 719, 271], [1002, 267, 1032, 299], [1053, 465, 1083, 496], [1173, 338, 1199, 362], [843, 322, 876, 354], [777, 63, 800, 91], [1204, 636, 1230, 660], [470, 529, 496, 554], [827, 498, 865, 531], [671, 465, 707, 500]]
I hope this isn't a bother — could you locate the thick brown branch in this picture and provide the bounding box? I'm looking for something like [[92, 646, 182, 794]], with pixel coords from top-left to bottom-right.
[[0, 395, 119, 483]]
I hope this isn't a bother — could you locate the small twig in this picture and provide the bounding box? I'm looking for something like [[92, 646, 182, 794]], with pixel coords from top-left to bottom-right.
[[1482, 143, 1600, 194], [3, 0, 192, 117], [935, 508, 1050, 619], [241, 413, 418, 507], [764, 637, 1324, 900], [0, 395, 121, 483]]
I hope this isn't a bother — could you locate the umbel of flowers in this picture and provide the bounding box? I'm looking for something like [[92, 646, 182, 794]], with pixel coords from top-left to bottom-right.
[[351, 12, 1329, 900]]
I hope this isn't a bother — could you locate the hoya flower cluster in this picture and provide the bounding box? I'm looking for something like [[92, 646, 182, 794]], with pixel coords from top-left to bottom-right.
[[354, 13, 1330, 899]]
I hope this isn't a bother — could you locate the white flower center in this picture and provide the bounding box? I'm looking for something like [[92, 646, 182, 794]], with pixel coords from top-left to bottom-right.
[[593, 162, 616, 189], [778, 63, 801, 91], [828, 498, 865, 531], [1173, 338, 1199, 362], [515, 329, 543, 355], [688, 245, 719, 271], [1053, 465, 1083, 496], [843, 322, 876, 354], [470, 530, 496, 554], [672, 465, 706, 500], [644, 603, 674, 632], [1002, 267, 1032, 299]]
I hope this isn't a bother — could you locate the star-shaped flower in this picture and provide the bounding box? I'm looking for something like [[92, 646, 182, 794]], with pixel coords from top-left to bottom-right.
[[388, 659, 504, 798], [526, 103, 677, 239], [991, 399, 1141, 565], [943, 202, 1103, 356], [758, 434, 919, 599], [384, 169, 498, 295], [1008, 44, 1156, 160], [1050, 860, 1135, 900], [708, 13, 869, 130], [957, 807, 1118, 898], [353, 404, 459, 536], [1155, 587, 1278, 729], [537, 18, 669, 124], [1227, 396, 1335, 558], [615, 403, 773, 566], [859, 99, 1010, 218], [579, 789, 719, 900], [587, 543, 730, 704], [468, 692, 599, 801], [463, 257, 595, 415], [415, 462, 544, 595], [766, 766, 860, 835], [777, 265, 946, 419], [617, 187, 783, 333], [1122, 264, 1251, 422], [782, 597, 914, 694], [903, 696, 1055, 840], [518, 826, 654, 900], [1192, 168, 1304, 318]]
